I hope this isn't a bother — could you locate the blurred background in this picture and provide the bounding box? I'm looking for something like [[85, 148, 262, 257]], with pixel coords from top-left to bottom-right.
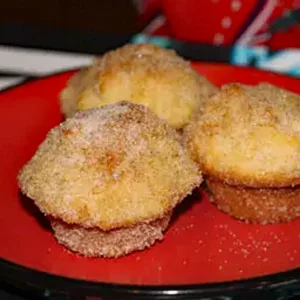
[[0, 0, 139, 34], [0, 0, 299, 85], [2, 0, 299, 48]]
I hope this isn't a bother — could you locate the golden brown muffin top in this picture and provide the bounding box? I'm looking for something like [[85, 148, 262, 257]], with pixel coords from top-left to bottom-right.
[[60, 43, 217, 129], [19, 102, 202, 230], [185, 83, 300, 188]]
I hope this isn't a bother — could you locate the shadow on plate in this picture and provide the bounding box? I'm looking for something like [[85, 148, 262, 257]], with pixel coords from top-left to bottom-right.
[[19, 192, 52, 232], [170, 187, 202, 225]]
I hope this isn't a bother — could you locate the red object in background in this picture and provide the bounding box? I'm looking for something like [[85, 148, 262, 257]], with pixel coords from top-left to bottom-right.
[[268, 22, 300, 50], [162, 0, 257, 46], [1, 64, 300, 286], [138, 0, 300, 50]]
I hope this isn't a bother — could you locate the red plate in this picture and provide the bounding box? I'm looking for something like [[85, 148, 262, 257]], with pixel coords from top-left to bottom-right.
[[1, 63, 300, 298]]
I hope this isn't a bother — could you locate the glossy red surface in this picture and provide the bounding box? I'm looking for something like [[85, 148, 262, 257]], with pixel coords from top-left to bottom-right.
[[0, 63, 300, 285]]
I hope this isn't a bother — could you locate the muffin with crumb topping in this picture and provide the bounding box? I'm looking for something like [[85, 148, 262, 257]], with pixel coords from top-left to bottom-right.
[[18, 101, 202, 257], [185, 83, 300, 224], [60, 43, 217, 130]]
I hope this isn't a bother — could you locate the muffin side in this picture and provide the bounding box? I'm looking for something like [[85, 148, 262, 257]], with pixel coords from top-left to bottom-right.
[[207, 177, 300, 224]]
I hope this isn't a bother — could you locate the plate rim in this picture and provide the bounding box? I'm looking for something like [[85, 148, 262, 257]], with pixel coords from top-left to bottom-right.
[[1, 64, 300, 298], [1, 257, 300, 298]]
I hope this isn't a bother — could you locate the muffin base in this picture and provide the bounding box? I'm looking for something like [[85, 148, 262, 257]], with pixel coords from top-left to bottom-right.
[[206, 178, 300, 224], [51, 214, 171, 258]]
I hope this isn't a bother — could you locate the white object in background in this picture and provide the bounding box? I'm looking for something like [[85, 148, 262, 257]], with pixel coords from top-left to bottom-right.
[[257, 49, 300, 74], [0, 45, 94, 76], [0, 77, 25, 90]]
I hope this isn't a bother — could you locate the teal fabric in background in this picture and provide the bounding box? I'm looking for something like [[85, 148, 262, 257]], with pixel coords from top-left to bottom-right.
[[131, 34, 300, 78]]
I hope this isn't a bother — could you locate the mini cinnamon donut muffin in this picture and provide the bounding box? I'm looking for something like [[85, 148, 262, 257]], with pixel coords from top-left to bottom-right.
[[185, 83, 300, 224], [19, 101, 202, 257], [60, 43, 217, 129]]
